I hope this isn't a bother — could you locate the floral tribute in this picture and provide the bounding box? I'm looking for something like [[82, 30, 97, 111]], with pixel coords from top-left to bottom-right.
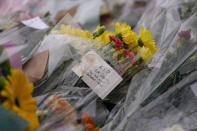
[[0, 48, 39, 131], [59, 22, 157, 80]]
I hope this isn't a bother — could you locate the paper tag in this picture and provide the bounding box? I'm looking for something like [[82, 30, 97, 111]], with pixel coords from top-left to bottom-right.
[[21, 17, 49, 30], [23, 50, 49, 83], [191, 82, 197, 98], [72, 51, 123, 99]]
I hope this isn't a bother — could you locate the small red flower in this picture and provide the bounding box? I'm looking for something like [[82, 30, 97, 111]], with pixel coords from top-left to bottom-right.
[[123, 50, 129, 58], [178, 31, 191, 40], [123, 50, 136, 64], [110, 36, 122, 50]]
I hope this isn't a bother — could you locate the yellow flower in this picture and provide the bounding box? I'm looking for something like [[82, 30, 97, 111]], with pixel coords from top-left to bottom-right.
[[122, 31, 138, 47], [138, 46, 152, 61], [1, 69, 39, 131], [132, 46, 141, 53], [115, 22, 131, 34], [59, 25, 93, 39], [94, 25, 105, 33], [106, 32, 115, 41], [95, 31, 114, 43], [114, 22, 138, 47], [140, 26, 157, 53], [93, 25, 115, 43]]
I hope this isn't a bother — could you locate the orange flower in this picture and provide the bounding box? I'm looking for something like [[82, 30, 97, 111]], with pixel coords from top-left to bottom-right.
[[46, 94, 78, 126], [81, 112, 99, 131]]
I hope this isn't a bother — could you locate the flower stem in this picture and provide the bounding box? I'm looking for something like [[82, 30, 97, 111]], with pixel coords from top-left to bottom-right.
[[129, 44, 139, 51]]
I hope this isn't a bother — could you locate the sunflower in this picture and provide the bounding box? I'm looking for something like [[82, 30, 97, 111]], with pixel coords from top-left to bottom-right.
[[1, 69, 39, 131], [139, 26, 157, 53], [114, 22, 138, 47]]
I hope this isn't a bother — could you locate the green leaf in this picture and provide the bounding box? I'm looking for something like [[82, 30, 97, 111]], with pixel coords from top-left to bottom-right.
[[0, 59, 11, 77], [0, 45, 11, 77], [0, 76, 5, 91], [44, 11, 51, 18]]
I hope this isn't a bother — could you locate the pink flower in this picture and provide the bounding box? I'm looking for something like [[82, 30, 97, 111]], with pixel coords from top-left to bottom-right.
[[178, 31, 191, 40], [123, 50, 136, 64], [110, 36, 122, 50], [123, 50, 129, 58]]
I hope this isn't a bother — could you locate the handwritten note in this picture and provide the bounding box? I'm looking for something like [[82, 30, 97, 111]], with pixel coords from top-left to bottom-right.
[[21, 17, 49, 30], [72, 51, 123, 99]]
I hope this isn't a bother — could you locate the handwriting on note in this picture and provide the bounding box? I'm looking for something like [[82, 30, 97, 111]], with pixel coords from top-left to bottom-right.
[[73, 50, 122, 99]]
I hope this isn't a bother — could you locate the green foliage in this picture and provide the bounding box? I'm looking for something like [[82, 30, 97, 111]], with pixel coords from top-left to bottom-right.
[[0, 45, 11, 77]]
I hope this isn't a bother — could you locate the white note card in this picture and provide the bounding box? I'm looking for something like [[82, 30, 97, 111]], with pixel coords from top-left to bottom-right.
[[72, 50, 123, 99], [21, 17, 49, 30]]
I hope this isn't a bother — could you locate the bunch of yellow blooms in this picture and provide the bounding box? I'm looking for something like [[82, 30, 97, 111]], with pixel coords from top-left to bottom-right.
[[59, 22, 157, 61], [59, 25, 93, 39]]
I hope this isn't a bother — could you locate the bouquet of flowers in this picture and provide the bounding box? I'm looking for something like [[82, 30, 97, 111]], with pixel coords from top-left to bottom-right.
[[1, 1, 197, 130], [135, 0, 197, 47], [101, 7, 197, 131], [58, 20, 157, 86], [29, 14, 157, 130], [0, 45, 39, 131], [32, 13, 157, 101], [0, 24, 48, 65]]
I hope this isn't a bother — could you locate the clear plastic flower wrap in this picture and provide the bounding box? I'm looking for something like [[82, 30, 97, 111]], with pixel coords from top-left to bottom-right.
[[116, 0, 150, 28], [33, 14, 157, 96], [36, 86, 110, 131], [0, 44, 40, 131], [1, 1, 197, 131], [101, 9, 197, 131], [31, 14, 158, 130], [0, 24, 48, 66], [135, 0, 197, 47], [122, 71, 197, 131]]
